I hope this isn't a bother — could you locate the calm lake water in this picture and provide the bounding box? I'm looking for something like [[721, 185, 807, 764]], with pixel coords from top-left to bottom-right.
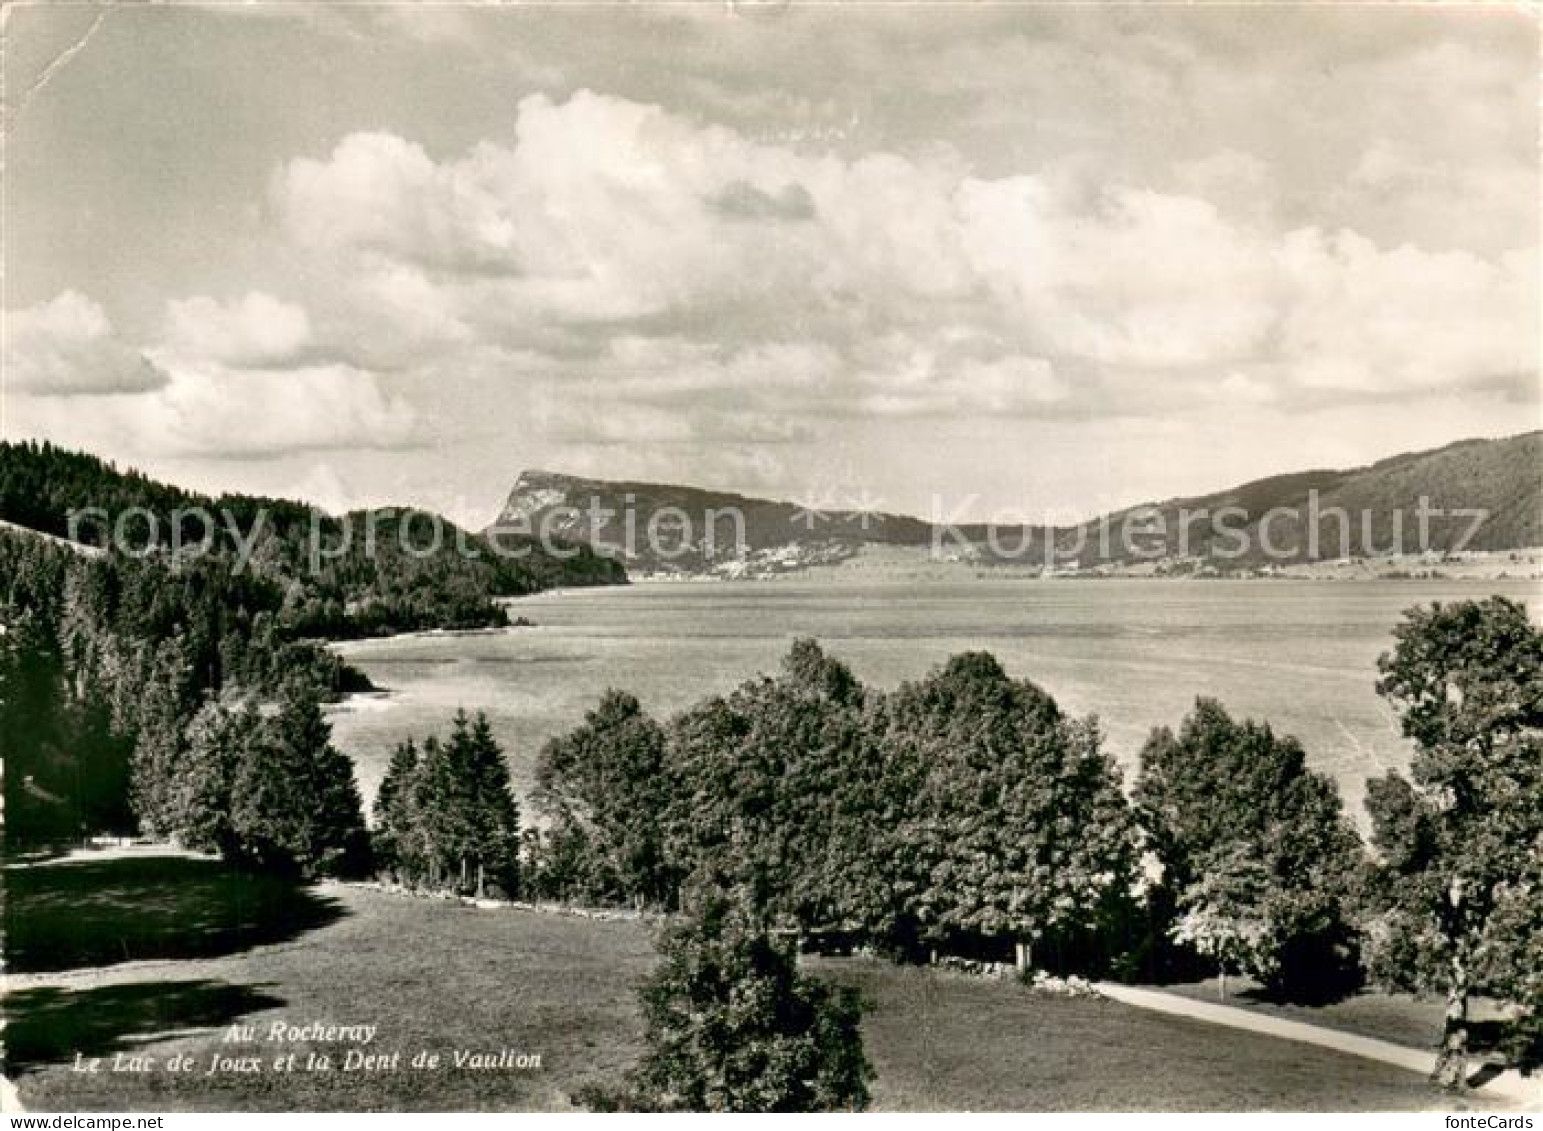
[[329, 578, 1539, 823]]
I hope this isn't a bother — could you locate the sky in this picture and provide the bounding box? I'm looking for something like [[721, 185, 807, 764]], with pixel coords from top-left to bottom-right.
[[2, 1, 1538, 527]]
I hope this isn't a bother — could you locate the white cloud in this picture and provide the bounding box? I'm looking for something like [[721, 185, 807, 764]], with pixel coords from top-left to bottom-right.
[[585, 338, 842, 403], [148, 361, 417, 457], [162, 291, 313, 368], [4, 291, 167, 395], [851, 338, 1067, 417], [5, 289, 417, 458], [275, 132, 509, 273], [269, 89, 1535, 435], [1217, 371, 1277, 406], [9, 360, 417, 460], [956, 178, 1280, 370], [1274, 235, 1535, 395]]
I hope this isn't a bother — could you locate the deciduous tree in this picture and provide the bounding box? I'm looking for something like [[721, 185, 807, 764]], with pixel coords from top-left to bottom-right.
[[1365, 597, 1543, 1088], [533, 691, 676, 907], [1136, 698, 1364, 999], [581, 899, 872, 1112], [880, 652, 1137, 969]]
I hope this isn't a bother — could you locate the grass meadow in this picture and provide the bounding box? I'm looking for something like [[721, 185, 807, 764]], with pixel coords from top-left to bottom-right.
[[7, 850, 1493, 1113]]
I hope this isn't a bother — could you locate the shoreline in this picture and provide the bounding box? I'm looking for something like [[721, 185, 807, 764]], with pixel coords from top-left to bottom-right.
[[612, 544, 1543, 586]]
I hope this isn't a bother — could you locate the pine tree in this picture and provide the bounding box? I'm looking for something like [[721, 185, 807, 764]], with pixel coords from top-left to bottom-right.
[[373, 738, 422, 880], [393, 712, 519, 894], [227, 692, 369, 877], [411, 734, 465, 888], [171, 697, 252, 857], [128, 643, 196, 838], [462, 711, 520, 897]]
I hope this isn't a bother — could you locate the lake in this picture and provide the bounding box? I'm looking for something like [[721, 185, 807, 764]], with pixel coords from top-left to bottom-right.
[[328, 577, 1540, 824]]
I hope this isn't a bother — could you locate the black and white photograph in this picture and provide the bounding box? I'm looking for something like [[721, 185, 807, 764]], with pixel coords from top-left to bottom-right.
[[1, 0, 1539, 1116]]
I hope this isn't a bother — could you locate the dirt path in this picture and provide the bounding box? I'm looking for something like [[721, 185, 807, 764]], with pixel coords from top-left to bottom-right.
[[1095, 982, 1540, 1108]]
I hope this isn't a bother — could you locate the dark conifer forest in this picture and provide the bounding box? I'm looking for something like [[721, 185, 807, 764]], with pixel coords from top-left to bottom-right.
[[0, 440, 622, 863]]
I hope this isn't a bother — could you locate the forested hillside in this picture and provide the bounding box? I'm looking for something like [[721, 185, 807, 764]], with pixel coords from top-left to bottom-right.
[[1048, 431, 1543, 568], [0, 442, 626, 638], [1, 527, 363, 853], [0, 440, 623, 852]]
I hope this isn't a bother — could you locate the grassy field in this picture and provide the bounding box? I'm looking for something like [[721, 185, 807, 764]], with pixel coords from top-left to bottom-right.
[[810, 961, 1493, 1113], [7, 850, 1498, 1113], [7, 856, 653, 1111]]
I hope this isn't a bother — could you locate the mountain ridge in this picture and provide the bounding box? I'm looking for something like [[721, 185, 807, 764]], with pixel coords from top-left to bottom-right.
[[490, 431, 1542, 577]]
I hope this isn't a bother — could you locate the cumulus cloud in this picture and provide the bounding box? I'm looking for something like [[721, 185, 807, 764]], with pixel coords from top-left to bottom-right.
[[5, 7, 1533, 518], [4, 291, 167, 395], [580, 338, 843, 405], [5, 290, 418, 458], [268, 89, 1535, 438], [1274, 236, 1534, 396], [147, 361, 418, 457], [849, 336, 1068, 418], [270, 92, 966, 338], [10, 360, 417, 460], [161, 291, 313, 368]]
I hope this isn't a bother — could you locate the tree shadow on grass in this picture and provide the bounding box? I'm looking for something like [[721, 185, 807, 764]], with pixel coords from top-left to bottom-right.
[[5, 979, 287, 1075], [1468, 1018, 1542, 1076], [1226, 979, 1360, 1009], [4, 855, 347, 974]]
